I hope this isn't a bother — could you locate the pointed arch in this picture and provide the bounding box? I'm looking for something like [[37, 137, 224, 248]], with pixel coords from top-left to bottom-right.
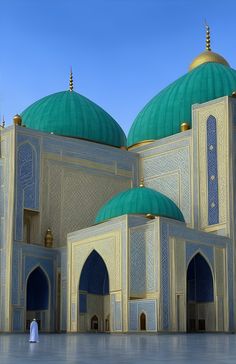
[[79, 250, 109, 295], [187, 253, 214, 303], [140, 312, 146, 331], [91, 315, 99, 330], [26, 266, 49, 310]]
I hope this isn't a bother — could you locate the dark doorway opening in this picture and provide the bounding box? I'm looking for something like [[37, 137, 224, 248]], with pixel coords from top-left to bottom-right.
[[140, 312, 146, 331], [187, 253, 214, 332]]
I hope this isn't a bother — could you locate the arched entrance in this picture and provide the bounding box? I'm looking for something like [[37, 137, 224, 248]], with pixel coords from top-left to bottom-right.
[[140, 312, 146, 331], [26, 267, 49, 331], [187, 253, 214, 332], [91, 315, 99, 330], [78, 250, 109, 332]]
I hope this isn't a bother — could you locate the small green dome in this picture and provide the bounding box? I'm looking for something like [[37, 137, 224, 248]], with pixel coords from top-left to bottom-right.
[[21, 91, 126, 147], [128, 62, 236, 147], [95, 186, 185, 223]]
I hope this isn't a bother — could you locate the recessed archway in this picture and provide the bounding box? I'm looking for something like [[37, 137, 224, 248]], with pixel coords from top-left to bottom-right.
[[26, 266, 49, 331], [78, 250, 110, 332], [140, 312, 146, 331], [187, 253, 214, 332]]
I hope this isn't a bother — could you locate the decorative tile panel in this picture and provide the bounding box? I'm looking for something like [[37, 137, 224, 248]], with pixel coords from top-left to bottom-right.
[[141, 145, 191, 223], [42, 161, 130, 246], [12, 308, 23, 331], [186, 243, 214, 269], [114, 301, 122, 331], [207, 116, 219, 225], [128, 299, 157, 331], [130, 226, 155, 296], [161, 223, 169, 330], [15, 134, 40, 241]]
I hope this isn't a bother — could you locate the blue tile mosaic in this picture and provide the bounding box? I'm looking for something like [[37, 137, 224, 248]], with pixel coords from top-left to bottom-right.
[[15, 134, 40, 241], [161, 223, 169, 330], [207, 116, 219, 225]]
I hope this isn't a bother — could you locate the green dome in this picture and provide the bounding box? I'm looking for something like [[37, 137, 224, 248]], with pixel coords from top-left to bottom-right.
[[21, 91, 126, 147], [95, 186, 185, 223], [128, 62, 236, 147]]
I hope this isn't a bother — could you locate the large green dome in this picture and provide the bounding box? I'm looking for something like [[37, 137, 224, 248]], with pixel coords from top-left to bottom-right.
[[21, 90, 126, 147], [128, 62, 236, 147], [95, 186, 185, 223]]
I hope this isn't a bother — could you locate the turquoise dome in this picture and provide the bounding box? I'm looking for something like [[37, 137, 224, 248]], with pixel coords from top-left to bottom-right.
[[95, 186, 185, 223], [21, 91, 126, 148], [128, 62, 236, 147]]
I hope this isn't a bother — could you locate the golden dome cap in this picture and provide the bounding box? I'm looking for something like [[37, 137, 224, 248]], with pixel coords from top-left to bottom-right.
[[189, 25, 229, 71], [13, 114, 22, 125]]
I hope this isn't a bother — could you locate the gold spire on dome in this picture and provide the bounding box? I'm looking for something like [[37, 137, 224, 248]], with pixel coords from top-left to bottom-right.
[[189, 24, 229, 71], [69, 68, 73, 92], [139, 177, 144, 187], [205, 24, 211, 51]]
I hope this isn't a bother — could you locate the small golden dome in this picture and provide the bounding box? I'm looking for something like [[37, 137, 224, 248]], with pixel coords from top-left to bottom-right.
[[189, 50, 229, 71], [180, 122, 190, 132], [13, 114, 22, 126]]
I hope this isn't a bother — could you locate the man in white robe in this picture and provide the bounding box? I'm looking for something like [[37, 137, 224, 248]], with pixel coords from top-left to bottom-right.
[[29, 319, 39, 343]]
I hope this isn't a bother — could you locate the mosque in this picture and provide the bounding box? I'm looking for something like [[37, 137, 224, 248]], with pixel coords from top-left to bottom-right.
[[0, 26, 236, 333]]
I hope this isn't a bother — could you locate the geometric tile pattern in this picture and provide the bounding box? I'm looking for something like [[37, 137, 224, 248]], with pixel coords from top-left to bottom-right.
[[207, 116, 219, 225], [128, 299, 157, 331], [15, 134, 40, 241], [161, 223, 169, 330], [42, 162, 130, 246], [130, 227, 155, 296], [114, 301, 122, 331], [186, 242, 214, 269], [142, 144, 191, 223]]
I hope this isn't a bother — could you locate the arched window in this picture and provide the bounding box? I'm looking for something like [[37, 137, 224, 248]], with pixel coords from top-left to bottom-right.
[[140, 312, 146, 331]]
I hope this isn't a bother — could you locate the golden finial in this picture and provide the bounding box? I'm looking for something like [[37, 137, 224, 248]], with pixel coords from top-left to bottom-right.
[[13, 114, 22, 126], [69, 67, 73, 92], [205, 22, 211, 51], [180, 122, 190, 132], [139, 177, 144, 187], [44, 228, 53, 248]]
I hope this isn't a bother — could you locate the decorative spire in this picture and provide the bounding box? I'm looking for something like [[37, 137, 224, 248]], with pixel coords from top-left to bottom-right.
[[139, 177, 144, 187], [69, 67, 73, 91], [205, 23, 211, 51], [1, 115, 5, 128]]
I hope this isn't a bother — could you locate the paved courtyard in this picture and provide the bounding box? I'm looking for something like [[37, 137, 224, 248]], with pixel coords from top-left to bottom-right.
[[0, 333, 236, 363]]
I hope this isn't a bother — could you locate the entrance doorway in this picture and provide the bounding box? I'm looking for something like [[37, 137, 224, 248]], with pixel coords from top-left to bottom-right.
[[79, 250, 110, 332], [91, 315, 99, 330], [26, 267, 49, 331], [187, 253, 214, 332], [140, 313, 146, 331]]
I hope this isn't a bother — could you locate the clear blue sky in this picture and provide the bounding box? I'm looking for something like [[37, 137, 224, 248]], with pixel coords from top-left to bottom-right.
[[0, 0, 235, 135]]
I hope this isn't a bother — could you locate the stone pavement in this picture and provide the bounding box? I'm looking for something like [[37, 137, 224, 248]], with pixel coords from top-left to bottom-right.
[[0, 333, 235, 363]]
